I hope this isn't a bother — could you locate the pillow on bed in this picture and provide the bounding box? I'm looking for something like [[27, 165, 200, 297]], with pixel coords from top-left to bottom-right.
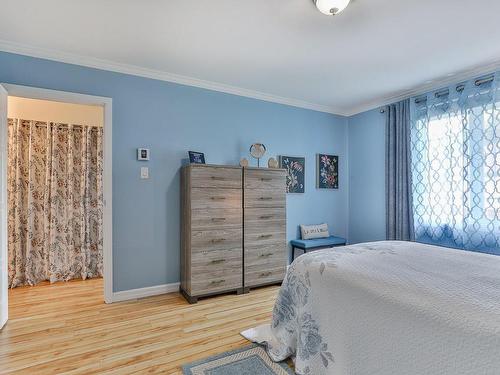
[[300, 223, 330, 240]]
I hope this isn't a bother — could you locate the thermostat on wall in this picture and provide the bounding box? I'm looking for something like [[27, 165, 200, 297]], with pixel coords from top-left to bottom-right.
[[137, 148, 150, 161]]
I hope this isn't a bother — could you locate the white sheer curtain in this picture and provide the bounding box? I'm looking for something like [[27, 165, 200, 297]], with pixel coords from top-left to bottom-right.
[[8, 119, 103, 287], [410, 74, 500, 254]]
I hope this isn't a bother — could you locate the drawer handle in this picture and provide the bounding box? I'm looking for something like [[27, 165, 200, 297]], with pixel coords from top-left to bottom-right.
[[210, 259, 226, 265], [260, 252, 273, 258], [260, 272, 272, 277], [211, 238, 226, 243], [260, 178, 273, 181], [259, 215, 273, 219], [211, 197, 226, 201], [259, 234, 273, 239], [211, 176, 225, 181], [212, 217, 226, 222], [210, 279, 225, 286], [259, 197, 273, 201]]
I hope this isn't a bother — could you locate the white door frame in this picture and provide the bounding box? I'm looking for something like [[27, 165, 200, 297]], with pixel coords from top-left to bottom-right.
[[0, 84, 8, 329], [0, 84, 113, 304]]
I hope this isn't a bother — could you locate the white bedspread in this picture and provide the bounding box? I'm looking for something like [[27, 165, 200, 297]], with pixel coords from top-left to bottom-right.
[[242, 241, 500, 375]]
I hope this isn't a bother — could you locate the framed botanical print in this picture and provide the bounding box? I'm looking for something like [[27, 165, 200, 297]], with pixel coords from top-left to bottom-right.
[[279, 155, 305, 194], [317, 154, 338, 189]]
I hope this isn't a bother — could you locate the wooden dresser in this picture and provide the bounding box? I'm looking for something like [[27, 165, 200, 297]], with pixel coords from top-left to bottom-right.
[[180, 164, 286, 303], [243, 168, 287, 290], [181, 165, 243, 303]]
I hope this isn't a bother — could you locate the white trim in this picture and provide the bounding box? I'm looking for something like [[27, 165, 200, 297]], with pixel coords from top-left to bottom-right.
[[3, 40, 500, 116], [111, 283, 180, 303], [0, 84, 8, 329], [0, 39, 339, 115], [1, 84, 114, 304], [342, 59, 500, 116]]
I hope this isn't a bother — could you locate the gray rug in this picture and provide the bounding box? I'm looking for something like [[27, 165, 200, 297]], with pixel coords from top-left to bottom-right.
[[182, 344, 294, 375]]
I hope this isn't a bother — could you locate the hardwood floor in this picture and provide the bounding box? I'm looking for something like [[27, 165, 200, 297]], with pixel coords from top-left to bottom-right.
[[0, 278, 279, 374]]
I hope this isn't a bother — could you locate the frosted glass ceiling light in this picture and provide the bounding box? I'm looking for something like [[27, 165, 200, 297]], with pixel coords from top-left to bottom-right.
[[313, 0, 351, 15]]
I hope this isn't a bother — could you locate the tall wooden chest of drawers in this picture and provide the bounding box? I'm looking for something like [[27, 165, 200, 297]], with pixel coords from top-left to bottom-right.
[[243, 168, 287, 290], [180, 165, 243, 304], [180, 164, 286, 303]]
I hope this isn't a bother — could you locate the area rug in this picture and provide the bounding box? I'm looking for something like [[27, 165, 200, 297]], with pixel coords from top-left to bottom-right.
[[182, 344, 294, 375]]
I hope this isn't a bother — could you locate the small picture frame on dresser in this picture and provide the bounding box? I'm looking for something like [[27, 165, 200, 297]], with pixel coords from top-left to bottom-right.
[[188, 151, 205, 164]]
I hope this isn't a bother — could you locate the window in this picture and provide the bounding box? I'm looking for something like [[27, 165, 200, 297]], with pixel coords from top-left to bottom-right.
[[410, 77, 500, 255]]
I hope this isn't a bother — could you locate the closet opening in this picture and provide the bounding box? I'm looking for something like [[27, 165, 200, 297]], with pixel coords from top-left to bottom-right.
[[5, 95, 107, 316]]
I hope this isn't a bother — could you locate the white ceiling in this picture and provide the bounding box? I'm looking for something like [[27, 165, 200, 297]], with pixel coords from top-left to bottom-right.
[[1, 0, 500, 116]]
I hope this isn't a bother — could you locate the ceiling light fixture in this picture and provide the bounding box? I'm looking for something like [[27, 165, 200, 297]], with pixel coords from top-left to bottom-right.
[[313, 0, 351, 15]]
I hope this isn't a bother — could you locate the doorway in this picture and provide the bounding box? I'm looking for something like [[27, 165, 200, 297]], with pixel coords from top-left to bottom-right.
[[0, 85, 113, 330]]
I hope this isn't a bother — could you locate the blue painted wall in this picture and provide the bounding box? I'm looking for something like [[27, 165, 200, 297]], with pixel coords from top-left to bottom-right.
[[348, 108, 386, 244], [0, 51, 348, 292]]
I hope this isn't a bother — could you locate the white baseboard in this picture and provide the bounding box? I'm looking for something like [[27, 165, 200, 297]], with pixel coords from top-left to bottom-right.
[[111, 282, 180, 303]]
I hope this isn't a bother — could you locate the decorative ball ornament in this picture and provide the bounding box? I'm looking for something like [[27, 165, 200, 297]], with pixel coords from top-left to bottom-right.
[[268, 157, 278, 169], [313, 0, 351, 15], [240, 158, 249, 167], [249, 143, 267, 167], [250, 143, 266, 159]]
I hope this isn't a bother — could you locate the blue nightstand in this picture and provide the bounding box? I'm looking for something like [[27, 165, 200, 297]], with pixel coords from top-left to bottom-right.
[[291, 235, 347, 260]]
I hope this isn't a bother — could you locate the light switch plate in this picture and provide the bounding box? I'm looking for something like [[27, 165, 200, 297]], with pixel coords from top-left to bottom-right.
[[140, 167, 149, 179]]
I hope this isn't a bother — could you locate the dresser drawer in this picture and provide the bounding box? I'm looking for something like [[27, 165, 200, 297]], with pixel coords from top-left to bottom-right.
[[191, 188, 242, 210], [244, 207, 285, 231], [191, 228, 242, 253], [244, 230, 285, 247], [245, 206, 286, 227], [244, 264, 286, 287], [191, 248, 242, 295], [244, 189, 285, 208], [192, 248, 242, 266], [191, 208, 242, 230], [191, 166, 242, 189], [245, 246, 286, 266], [191, 263, 242, 296], [244, 169, 286, 190], [245, 240, 286, 257]]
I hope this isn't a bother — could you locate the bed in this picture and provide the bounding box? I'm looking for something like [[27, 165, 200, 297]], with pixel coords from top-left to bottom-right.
[[242, 241, 500, 375]]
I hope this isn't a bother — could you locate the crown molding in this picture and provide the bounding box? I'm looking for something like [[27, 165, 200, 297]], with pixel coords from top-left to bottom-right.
[[0, 39, 344, 115], [2, 40, 500, 118], [343, 59, 500, 116]]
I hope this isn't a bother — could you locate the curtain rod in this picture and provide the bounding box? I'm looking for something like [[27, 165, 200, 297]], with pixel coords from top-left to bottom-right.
[[32, 124, 102, 129], [9, 119, 101, 129], [380, 76, 495, 113], [414, 76, 495, 104]]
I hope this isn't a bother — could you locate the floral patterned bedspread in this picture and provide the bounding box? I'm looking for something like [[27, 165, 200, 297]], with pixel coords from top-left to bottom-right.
[[242, 241, 500, 375]]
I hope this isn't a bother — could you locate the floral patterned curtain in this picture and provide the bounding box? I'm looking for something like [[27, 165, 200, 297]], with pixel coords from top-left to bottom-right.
[[8, 119, 103, 288]]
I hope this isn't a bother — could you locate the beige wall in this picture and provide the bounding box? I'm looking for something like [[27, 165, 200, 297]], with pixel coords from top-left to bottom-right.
[[8, 96, 104, 127]]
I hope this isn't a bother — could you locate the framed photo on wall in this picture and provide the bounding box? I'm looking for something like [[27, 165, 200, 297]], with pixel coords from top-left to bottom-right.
[[278, 155, 305, 194], [137, 148, 150, 161], [316, 154, 338, 189], [188, 151, 205, 164]]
